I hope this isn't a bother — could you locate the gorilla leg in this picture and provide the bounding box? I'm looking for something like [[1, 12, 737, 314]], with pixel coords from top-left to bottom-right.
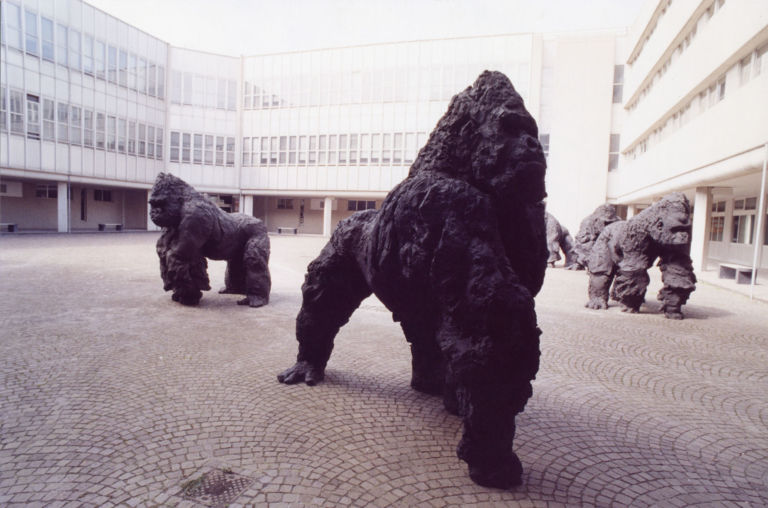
[[219, 257, 246, 295], [586, 272, 613, 309], [612, 269, 650, 313], [401, 319, 444, 396], [657, 252, 696, 319], [238, 235, 271, 307], [278, 243, 372, 385]]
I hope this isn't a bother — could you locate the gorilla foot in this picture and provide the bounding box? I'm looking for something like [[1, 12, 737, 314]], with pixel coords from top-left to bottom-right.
[[219, 286, 243, 295], [620, 304, 639, 313], [564, 263, 583, 271], [172, 289, 202, 306], [664, 310, 684, 320], [277, 361, 325, 386], [467, 453, 523, 489], [238, 294, 268, 307], [585, 298, 608, 310]]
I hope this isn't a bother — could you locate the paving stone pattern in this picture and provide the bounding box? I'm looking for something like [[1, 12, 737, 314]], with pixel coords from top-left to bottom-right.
[[0, 233, 766, 507]]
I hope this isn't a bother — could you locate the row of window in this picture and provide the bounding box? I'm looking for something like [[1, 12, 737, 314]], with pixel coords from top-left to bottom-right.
[[625, 69, 730, 160], [709, 197, 767, 245], [34, 184, 112, 202], [169, 131, 235, 167], [241, 132, 428, 167], [276, 198, 376, 211], [628, 0, 674, 65], [628, 0, 725, 111], [169, 71, 237, 111], [0, 87, 165, 159], [2, 2, 166, 99], [242, 62, 530, 110]]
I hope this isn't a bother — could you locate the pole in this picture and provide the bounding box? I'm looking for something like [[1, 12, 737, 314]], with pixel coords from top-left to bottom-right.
[[750, 142, 768, 299]]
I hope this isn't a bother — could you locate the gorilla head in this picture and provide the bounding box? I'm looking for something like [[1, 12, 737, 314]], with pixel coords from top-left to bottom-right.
[[149, 173, 194, 228], [649, 192, 692, 248]]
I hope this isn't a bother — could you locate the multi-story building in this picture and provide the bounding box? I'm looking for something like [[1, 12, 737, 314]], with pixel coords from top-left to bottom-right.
[[2, 0, 765, 275], [612, 0, 768, 272]]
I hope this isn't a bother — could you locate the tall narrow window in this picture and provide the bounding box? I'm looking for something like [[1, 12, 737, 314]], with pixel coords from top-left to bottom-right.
[[205, 135, 214, 164], [95, 112, 105, 149], [170, 71, 182, 104], [269, 136, 277, 165], [370, 133, 380, 163], [9, 90, 24, 134], [83, 110, 93, 147], [279, 136, 288, 164], [41, 17, 54, 61], [217, 79, 227, 109], [57, 102, 68, 142], [118, 50, 128, 87], [128, 121, 136, 154], [70, 105, 82, 145], [4, 3, 22, 49], [108, 46, 117, 83], [170, 131, 180, 162], [216, 136, 225, 165], [227, 80, 237, 111], [612, 65, 624, 104], [194, 134, 203, 164], [83, 35, 94, 75], [360, 134, 370, 164], [404, 133, 415, 164], [42, 99, 55, 140], [183, 73, 193, 105], [148, 63, 157, 96], [289, 136, 297, 164], [338, 134, 347, 164], [157, 66, 165, 99], [260, 137, 269, 165], [94, 40, 105, 79], [56, 24, 68, 66], [348, 134, 358, 164], [309, 135, 317, 164], [382, 133, 392, 164], [0, 87, 6, 132], [26, 94, 40, 139], [80, 188, 87, 222], [69, 29, 81, 70], [117, 118, 126, 152], [107, 115, 116, 151], [328, 135, 337, 164], [242, 136, 251, 166], [128, 53, 137, 90], [608, 134, 620, 171], [147, 126, 155, 158], [138, 124, 146, 156], [24, 9, 38, 56], [137, 57, 147, 94], [709, 201, 726, 241], [226, 137, 235, 166], [156, 127, 163, 160], [251, 136, 260, 165], [298, 136, 308, 164], [318, 135, 327, 164], [392, 133, 402, 164], [181, 133, 191, 162]]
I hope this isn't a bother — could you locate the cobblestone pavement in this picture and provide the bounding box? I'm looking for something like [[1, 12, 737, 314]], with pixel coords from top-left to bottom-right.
[[0, 232, 766, 507]]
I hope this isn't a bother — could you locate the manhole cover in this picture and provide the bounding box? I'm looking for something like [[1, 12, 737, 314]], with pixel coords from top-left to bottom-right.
[[179, 469, 254, 507]]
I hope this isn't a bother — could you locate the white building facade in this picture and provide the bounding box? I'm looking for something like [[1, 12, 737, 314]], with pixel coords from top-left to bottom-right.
[[612, 0, 768, 272], [3, 0, 763, 274]]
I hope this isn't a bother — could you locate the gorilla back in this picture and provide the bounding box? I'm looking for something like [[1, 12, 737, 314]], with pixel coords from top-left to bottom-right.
[[149, 172, 271, 307], [278, 71, 547, 489]]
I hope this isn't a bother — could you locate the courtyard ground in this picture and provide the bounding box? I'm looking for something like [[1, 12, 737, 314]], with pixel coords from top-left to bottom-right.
[[0, 232, 766, 507]]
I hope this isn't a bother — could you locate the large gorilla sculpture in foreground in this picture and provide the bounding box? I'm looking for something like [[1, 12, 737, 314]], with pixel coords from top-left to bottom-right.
[[569, 204, 622, 270], [545, 212, 577, 268], [278, 71, 547, 489], [585, 192, 696, 319], [149, 173, 271, 307]]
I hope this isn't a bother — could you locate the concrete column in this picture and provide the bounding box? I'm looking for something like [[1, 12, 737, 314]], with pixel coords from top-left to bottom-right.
[[323, 196, 333, 237], [690, 186, 712, 273], [241, 195, 253, 215], [626, 204, 639, 220], [57, 182, 69, 233], [146, 189, 160, 231]]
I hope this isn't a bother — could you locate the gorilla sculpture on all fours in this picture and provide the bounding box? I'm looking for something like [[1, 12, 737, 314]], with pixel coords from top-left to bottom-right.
[[568, 203, 622, 270], [149, 172, 271, 307], [278, 71, 548, 489], [585, 192, 696, 319], [545, 212, 577, 268]]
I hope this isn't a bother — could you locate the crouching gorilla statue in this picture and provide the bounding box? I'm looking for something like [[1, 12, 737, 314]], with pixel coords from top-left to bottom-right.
[[149, 173, 271, 307], [569, 204, 621, 270], [278, 71, 548, 489], [585, 192, 696, 319], [545, 212, 577, 268]]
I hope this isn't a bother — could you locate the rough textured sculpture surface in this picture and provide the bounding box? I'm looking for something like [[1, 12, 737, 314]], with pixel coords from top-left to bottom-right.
[[585, 192, 696, 319], [545, 212, 577, 268], [278, 71, 547, 489], [569, 204, 621, 270], [149, 173, 271, 307]]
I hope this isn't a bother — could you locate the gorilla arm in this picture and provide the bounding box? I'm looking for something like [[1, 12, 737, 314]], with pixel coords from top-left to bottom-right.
[[161, 210, 215, 305]]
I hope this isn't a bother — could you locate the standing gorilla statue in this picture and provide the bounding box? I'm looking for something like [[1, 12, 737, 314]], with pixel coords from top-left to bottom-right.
[[569, 204, 622, 270], [149, 173, 271, 307], [585, 192, 696, 319], [278, 71, 547, 489], [545, 212, 577, 268]]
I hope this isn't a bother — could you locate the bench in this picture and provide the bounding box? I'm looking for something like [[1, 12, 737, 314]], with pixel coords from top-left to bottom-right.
[[277, 227, 298, 234], [719, 263, 755, 285], [0, 223, 17, 232], [98, 223, 123, 231]]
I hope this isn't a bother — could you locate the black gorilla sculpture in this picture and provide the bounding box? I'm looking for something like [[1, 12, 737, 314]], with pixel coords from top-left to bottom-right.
[[545, 212, 577, 268], [278, 71, 547, 489], [149, 173, 271, 307], [569, 204, 622, 270], [585, 192, 696, 319]]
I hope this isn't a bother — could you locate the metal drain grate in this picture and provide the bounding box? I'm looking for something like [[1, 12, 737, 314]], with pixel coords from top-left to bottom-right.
[[179, 469, 254, 507]]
